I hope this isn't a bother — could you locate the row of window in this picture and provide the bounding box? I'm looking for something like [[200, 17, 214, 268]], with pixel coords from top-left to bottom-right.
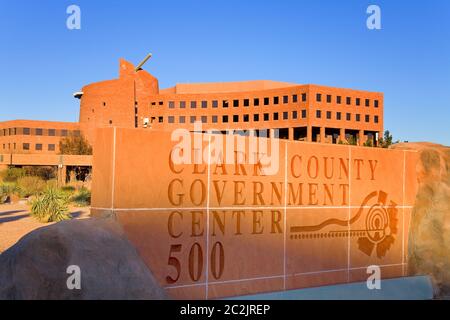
[[315, 94, 379, 108], [148, 110, 379, 124], [1, 143, 56, 151], [0, 128, 80, 137], [315, 111, 379, 123], [153, 94, 308, 109], [150, 93, 380, 109]]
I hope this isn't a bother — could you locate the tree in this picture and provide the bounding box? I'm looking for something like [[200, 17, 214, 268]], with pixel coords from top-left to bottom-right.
[[59, 134, 93, 155], [378, 130, 394, 148]]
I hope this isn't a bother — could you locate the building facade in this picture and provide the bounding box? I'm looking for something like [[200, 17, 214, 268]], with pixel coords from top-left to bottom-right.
[[0, 58, 383, 172]]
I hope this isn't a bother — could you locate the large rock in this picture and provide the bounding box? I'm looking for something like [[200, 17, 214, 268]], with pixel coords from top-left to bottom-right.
[[393, 142, 450, 298], [0, 217, 167, 299]]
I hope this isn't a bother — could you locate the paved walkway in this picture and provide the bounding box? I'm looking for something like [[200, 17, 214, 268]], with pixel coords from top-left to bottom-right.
[[0, 203, 90, 254]]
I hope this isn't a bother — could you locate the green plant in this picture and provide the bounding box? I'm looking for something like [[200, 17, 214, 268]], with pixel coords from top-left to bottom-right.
[[363, 139, 374, 147], [71, 187, 91, 207], [16, 176, 46, 197], [347, 136, 357, 146], [0, 167, 26, 183], [30, 187, 71, 223], [23, 166, 57, 181], [0, 182, 18, 204], [378, 130, 394, 148]]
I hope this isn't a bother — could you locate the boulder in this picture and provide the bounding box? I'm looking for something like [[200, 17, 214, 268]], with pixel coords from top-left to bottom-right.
[[393, 142, 450, 298], [0, 217, 167, 300]]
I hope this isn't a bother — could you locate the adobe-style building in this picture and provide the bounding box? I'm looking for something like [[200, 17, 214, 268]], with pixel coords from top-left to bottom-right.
[[0, 56, 383, 175]]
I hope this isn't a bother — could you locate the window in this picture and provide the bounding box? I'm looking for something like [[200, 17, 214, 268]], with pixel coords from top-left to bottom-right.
[[222, 115, 229, 123], [23, 128, 30, 135], [264, 97, 270, 105], [190, 116, 196, 123], [61, 129, 68, 136], [103, 102, 107, 107], [254, 114, 259, 122], [336, 112, 342, 120], [201, 116, 207, 123], [346, 113, 351, 121], [374, 100, 379, 108], [273, 112, 279, 120], [23, 143, 30, 150], [243, 114, 249, 122], [159, 101, 163, 106], [316, 94, 322, 102], [233, 115, 239, 122], [326, 95, 332, 103], [365, 99, 370, 107], [292, 110, 298, 119], [346, 97, 351, 105], [301, 93, 307, 102], [254, 98, 260, 106], [233, 100, 239, 107], [49, 129, 56, 136], [283, 96, 288, 104], [302, 109, 307, 118], [356, 98, 361, 106], [365, 115, 370, 122], [48, 144, 55, 151], [109, 120, 113, 125], [356, 114, 361, 122], [336, 96, 342, 104], [151, 102, 156, 106], [212, 100, 218, 108], [326, 111, 332, 119], [244, 99, 250, 107], [316, 110, 322, 118], [190, 101, 197, 108], [223, 100, 229, 108], [169, 101, 175, 109], [158, 116, 163, 123], [283, 111, 288, 120], [264, 113, 269, 121], [273, 96, 279, 105], [374, 115, 379, 123], [179, 116, 186, 123], [201, 101, 207, 108], [293, 94, 298, 103], [212, 116, 218, 123], [180, 101, 186, 108], [168, 116, 175, 123]]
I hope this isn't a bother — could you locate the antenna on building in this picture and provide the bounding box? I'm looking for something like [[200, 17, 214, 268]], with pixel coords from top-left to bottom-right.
[[135, 53, 152, 72]]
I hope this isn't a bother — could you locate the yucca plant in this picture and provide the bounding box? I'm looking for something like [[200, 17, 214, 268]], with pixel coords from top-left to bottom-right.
[[30, 187, 71, 223], [71, 187, 91, 207]]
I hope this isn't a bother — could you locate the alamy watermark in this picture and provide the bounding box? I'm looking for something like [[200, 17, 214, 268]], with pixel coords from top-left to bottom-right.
[[66, 5, 81, 30], [66, 265, 81, 290], [366, 5, 381, 30], [170, 122, 281, 175]]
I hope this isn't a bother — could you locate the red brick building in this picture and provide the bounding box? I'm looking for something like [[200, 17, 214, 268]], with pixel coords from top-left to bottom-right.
[[0, 57, 383, 173]]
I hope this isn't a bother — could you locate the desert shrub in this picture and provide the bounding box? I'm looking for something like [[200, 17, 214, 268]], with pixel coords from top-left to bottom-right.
[[16, 176, 46, 197], [0, 167, 26, 182], [23, 166, 57, 180], [71, 187, 91, 207], [30, 187, 71, 223], [0, 182, 18, 204], [61, 185, 76, 193]]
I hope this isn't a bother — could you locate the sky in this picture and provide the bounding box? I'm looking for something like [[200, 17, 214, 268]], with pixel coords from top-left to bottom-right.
[[0, 0, 449, 145]]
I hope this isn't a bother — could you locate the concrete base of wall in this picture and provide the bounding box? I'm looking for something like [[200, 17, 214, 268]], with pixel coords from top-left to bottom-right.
[[226, 276, 434, 300]]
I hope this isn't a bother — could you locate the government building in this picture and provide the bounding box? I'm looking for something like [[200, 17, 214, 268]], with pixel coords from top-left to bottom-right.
[[0, 56, 384, 178]]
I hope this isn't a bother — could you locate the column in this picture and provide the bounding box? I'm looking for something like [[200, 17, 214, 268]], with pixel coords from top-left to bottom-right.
[[358, 130, 364, 146], [320, 127, 326, 144], [340, 128, 346, 143], [289, 127, 294, 140], [307, 126, 312, 142], [57, 165, 67, 187]]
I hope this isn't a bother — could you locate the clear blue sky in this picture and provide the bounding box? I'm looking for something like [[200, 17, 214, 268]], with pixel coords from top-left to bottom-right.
[[0, 0, 449, 145]]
